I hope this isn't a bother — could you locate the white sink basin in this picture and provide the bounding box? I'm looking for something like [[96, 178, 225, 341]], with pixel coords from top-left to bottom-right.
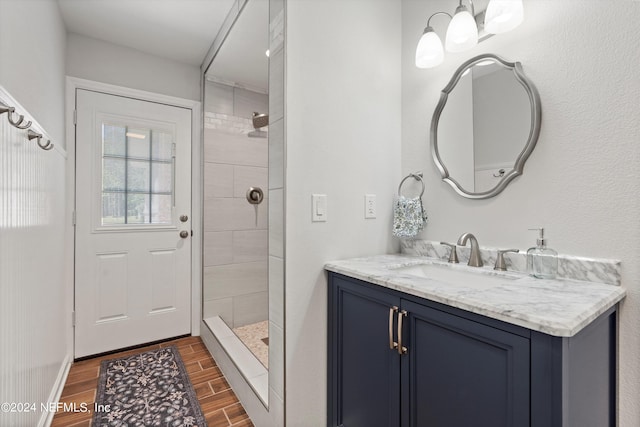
[[391, 263, 518, 289]]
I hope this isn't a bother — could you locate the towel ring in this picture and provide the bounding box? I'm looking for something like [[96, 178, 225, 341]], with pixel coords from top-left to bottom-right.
[[398, 172, 425, 198]]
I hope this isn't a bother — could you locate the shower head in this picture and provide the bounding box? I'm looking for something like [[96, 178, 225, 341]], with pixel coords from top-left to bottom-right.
[[252, 112, 269, 129]]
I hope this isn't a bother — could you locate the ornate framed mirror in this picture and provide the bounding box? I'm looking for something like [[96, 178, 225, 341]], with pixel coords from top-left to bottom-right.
[[431, 54, 541, 199]]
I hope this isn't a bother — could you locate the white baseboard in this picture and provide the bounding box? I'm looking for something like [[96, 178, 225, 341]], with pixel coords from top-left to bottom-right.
[[39, 354, 73, 427]]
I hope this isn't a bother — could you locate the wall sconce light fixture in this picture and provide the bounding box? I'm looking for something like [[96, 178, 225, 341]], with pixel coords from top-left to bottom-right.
[[415, 0, 524, 69]]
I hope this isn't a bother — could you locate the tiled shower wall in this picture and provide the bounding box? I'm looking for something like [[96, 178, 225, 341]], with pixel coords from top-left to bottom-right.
[[203, 81, 269, 329]]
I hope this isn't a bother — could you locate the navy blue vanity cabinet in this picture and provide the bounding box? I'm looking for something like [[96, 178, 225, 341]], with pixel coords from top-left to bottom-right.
[[328, 271, 402, 427], [328, 272, 617, 427], [401, 299, 530, 427]]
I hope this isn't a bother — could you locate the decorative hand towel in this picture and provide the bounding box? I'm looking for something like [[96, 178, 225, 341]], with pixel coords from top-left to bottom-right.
[[393, 195, 428, 238]]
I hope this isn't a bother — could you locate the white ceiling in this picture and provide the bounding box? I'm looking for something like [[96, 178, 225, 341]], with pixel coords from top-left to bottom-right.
[[57, 0, 236, 66]]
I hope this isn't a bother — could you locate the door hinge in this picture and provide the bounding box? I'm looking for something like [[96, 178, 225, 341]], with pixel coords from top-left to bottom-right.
[[72, 311, 76, 327], [73, 110, 77, 125], [72, 210, 76, 226]]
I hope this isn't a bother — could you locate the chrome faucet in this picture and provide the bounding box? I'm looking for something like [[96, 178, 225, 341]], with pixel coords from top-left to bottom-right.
[[457, 233, 483, 267]]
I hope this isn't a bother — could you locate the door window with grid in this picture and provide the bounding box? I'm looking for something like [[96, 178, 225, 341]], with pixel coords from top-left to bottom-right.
[[101, 123, 175, 226]]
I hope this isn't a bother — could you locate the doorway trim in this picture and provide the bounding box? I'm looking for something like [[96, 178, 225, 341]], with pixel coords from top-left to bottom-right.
[[65, 77, 203, 353]]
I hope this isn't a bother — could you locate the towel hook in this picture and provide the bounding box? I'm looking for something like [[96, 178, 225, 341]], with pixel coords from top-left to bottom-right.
[[38, 139, 54, 151], [0, 101, 32, 129], [398, 172, 425, 198], [9, 112, 32, 129], [27, 129, 54, 151]]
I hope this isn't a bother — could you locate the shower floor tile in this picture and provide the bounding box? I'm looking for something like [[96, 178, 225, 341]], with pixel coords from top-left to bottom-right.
[[233, 320, 269, 368]]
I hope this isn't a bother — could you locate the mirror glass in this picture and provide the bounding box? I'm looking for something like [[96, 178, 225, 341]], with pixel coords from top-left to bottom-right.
[[202, 0, 270, 373], [431, 54, 541, 199]]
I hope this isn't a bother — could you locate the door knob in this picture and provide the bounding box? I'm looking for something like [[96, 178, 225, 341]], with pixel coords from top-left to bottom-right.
[[180, 214, 188, 222], [179, 230, 189, 238]]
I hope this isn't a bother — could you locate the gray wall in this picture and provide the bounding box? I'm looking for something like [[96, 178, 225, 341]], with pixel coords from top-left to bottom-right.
[[66, 33, 201, 101], [0, 0, 66, 145], [285, 0, 402, 423], [402, 1, 640, 425]]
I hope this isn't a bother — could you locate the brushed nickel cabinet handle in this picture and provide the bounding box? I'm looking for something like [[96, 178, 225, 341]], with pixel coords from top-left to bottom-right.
[[397, 310, 408, 355], [389, 306, 398, 350]]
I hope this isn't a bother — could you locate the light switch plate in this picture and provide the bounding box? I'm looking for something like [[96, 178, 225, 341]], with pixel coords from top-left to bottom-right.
[[312, 194, 327, 222]]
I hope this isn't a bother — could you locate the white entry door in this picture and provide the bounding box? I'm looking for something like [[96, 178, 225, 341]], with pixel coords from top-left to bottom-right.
[[75, 89, 192, 358]]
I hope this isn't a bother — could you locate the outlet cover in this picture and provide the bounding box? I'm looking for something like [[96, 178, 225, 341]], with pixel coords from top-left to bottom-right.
[[365, 194, 376, 219]]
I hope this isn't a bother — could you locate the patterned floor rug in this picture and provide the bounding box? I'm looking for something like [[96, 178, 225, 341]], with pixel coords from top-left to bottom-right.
[[92, 345, 206, 426]]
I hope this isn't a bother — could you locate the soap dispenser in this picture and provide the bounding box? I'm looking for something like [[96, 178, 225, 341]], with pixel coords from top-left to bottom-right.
[[527, 227, 558, 279]]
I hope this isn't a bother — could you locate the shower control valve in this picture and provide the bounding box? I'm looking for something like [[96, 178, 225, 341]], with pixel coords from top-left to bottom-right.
[[246, 187, 264, 205]]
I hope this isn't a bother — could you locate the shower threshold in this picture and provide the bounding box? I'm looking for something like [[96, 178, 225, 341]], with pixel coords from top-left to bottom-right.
[[204, 316, 268, 405]]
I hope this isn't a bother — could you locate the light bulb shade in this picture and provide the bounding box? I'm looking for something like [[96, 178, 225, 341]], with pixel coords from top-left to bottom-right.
[[484, 0, 524, 34], [445, 7, 478, 53], [415, 28, 444, 68]]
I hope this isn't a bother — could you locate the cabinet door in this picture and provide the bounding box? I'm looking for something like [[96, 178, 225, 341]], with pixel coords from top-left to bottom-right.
[[401, 300, 530, 427], [329, 275, 401, 427]]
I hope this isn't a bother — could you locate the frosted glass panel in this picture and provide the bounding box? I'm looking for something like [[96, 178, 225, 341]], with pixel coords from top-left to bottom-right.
[[152, 131, 173, 160], [152, 163, 172, 193], [151, 195, 172, 224], [127, 128, 151, 158], [127, 160, 151, 192], [127, 193, 150, 224], [103, 124, 126, 156], [102, 192, 126, 225], [103, 158, 125, 191]]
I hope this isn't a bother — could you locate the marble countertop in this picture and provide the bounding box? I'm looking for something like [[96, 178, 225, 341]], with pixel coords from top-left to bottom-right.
[[325, 254, 626, 337]]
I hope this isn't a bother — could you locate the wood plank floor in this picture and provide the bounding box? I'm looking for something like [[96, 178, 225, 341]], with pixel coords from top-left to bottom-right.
[[51, 336, 253, 427]]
